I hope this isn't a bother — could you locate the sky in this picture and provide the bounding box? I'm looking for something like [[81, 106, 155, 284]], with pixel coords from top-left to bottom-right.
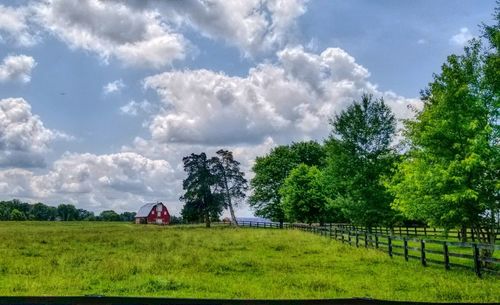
[[0, 0, 496, 216]]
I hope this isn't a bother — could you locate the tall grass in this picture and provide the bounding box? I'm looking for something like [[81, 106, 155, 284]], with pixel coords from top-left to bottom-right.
[[0, 222, 498, 302]]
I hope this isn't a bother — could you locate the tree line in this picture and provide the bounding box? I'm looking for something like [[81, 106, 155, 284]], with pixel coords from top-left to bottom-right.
[[248, 11, 499, 251], [0, 199, 137, 222]]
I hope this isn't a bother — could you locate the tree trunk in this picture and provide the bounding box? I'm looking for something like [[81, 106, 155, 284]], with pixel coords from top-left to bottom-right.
[[205, 210, 211, 228], [460, 224, 468, 242], [228, 202, 238, 226]]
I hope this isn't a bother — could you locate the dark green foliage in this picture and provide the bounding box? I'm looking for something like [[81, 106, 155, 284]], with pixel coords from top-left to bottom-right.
[[323, 94, 397, 227], [280, 164, 330, 224], [57, 204, 79, 221], [249, 141, 325, 223], [180, 153, 224, 227], [0, 199, 134, 222], [387, 16, 499, 246], [99, 210, 121, 221]]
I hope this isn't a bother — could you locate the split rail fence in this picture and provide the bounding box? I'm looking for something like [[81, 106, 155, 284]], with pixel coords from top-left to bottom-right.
[[235, 221, 500, 277]]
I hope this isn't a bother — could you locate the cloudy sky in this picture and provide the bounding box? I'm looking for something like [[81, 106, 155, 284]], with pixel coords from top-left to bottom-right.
[[0, 0, 496, 216]]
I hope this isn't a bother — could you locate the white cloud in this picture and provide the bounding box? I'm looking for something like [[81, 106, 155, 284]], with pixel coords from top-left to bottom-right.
[[0, 98, 68, 168], [450, 27, 474, 46], [0, 5, 38, 47], [120, 100, 155, 116], [103, 79, 125, 95], [143, 46, 419, 146], [0, 152, 177, 213], [0, 54, 36, 83], [417, 39, 427, 45], [34, 0, 186, 68], [148, 0, 309, 57]]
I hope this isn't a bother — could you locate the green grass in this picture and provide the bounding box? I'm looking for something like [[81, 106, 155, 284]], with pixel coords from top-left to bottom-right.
[[0, 222, 498, 302]]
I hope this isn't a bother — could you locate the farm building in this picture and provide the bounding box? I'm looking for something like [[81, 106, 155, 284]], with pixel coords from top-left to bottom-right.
[[135, 202, 170, 225]]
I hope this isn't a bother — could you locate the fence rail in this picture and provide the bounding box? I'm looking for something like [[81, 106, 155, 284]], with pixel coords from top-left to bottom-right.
[[234, 222, 499, 277], [0, 296, 498, 305]]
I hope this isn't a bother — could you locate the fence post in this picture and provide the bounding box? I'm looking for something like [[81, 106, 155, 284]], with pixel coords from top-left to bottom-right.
[[443, 242, 450, 270], [420, 240, 427, 266], [364, 232, 368, 248], [355, 232, 359, 247], [388, 236, 393, 258], [334, 227, 337, 240], [473, 243, 481, 277], [375, 235, 379, 249], [341, 230, 345, 243], [404, 238, 408, 261]]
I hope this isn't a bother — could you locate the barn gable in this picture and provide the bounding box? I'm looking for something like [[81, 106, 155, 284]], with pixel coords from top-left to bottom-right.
[[135, 202, 170, 225]]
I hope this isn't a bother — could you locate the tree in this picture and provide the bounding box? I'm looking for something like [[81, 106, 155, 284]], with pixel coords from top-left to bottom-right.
[[30, 203, 56, 220], [100, 210, 121, 221], [180, 153, 224, 227], [324, 94, 397, 228], [387, 16, 499, 250], [10, 209, 26, 221], [211, 149, 248, 225], [120, 212, 136, 222], [249, 141, 325, 225], [280, 164, 329, 224], [57, 204, 78, 221]]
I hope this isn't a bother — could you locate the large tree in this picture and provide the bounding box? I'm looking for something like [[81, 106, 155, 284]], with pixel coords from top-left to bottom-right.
[[180, 153, 224, 227], [211, 149, 248, 225], [280, 164, 329, 225], [324, 94, 397, 228], [387, 16, 499, 248], [249, 141, 325, 224]]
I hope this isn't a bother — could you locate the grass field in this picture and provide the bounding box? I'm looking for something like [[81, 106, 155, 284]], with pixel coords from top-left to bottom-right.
[[0, 222, 498, 302]]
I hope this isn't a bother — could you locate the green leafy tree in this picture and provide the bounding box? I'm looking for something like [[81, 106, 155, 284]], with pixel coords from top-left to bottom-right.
[[30, 203, 56, 220], [180, 153, 224, 227], [280, 164, 329, 224], [249, 141, 325, 225], [100, 210, 121, 221], [120, 212, 136, 222], [324, 94, 397, 228], [10, 209, 26, 221], [211, 149, 248, 225], [387, 15, 499, 249], [57, 204, 78, 221]]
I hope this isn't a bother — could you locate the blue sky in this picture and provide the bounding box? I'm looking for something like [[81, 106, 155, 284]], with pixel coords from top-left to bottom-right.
[[0, 0, 496, 216]]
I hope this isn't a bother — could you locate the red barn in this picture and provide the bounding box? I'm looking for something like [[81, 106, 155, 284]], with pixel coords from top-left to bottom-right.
[[135, 202, 170, 225]]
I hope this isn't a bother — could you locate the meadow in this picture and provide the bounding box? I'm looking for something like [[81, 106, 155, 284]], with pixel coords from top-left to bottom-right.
[[0, 222, 498, 302]]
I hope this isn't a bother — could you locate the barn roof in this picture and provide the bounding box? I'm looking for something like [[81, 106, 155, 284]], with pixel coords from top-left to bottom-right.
[[136, 202, 164, 218]]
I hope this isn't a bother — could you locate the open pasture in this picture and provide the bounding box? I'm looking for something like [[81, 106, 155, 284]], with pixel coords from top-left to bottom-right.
[[0, 222, 498, 302]]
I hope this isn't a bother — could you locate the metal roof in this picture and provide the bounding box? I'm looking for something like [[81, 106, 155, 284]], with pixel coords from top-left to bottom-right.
[[136, 202, 163, 218]]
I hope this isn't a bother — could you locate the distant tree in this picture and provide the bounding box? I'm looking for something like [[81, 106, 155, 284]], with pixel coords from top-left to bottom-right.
[[280, 164, 329, 225], [249, 141, 325, 225], [57, 204, 79, 221], [10, 209, 26, 221], [211, 149, 248, 225], [323, 94, 397, 228], [180, 153, 224, 227], [387, 16, 499, 249], [30, 203, 55, 221], [169, 215, 183, 225], [120, 212, 136, 222], [100, 210, 121, 221]]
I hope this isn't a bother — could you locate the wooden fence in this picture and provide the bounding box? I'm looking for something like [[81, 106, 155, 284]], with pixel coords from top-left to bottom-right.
[[234, 221, 500, 277]]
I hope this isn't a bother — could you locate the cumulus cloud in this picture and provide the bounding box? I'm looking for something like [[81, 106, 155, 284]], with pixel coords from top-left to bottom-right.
[[0, 5, 38, 46], [0, 54, 36, 83], [120, 100, 155, 116], [103, 79, 125, 95], [0, 152, 177, 212], [0, 98, 69, 168], [144, 46, 420, 146], [148, 0, 308, 56], [34, 0, 186, 68], [450, 27, 474, 46]]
